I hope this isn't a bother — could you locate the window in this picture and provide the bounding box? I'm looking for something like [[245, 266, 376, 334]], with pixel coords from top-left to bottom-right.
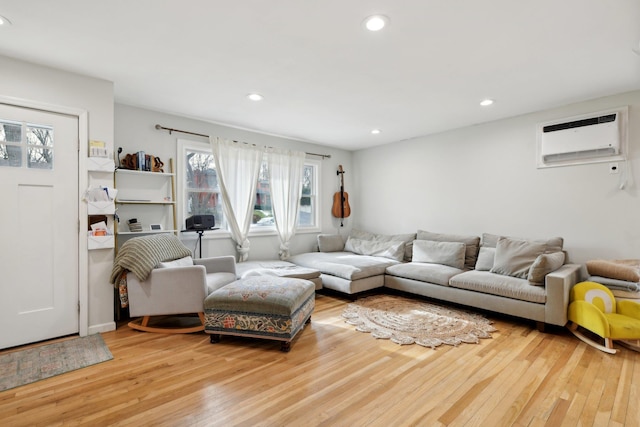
[[181, 141, 225, 229], [178, 139, 320, 234], [0, 119, 54, 169]]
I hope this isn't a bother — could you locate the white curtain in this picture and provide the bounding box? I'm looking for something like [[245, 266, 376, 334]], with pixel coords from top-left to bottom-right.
[[266, 147, 306, 260], [211, 137, 263, 262]]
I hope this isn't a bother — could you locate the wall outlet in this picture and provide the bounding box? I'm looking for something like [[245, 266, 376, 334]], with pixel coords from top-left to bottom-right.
[[609, 163, 619, 174]]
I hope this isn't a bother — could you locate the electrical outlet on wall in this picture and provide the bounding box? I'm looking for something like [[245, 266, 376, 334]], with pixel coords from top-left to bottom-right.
[[609, 163, 619, 174]]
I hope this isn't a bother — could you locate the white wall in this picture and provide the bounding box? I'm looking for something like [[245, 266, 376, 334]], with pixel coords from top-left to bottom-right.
[[352, 90, 640, 265], [0, 55, 115, 333], [114, 104, 353, 259]]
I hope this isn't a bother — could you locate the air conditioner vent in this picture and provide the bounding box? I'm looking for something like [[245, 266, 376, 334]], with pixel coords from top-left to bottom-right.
[[543, 113, 616, 133]]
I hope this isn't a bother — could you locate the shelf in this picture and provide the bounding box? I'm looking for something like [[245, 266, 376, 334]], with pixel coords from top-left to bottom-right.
[[117, 230, 178, 235], [113, 158, 177, 252], [115, 200, 175, 205], [115, 168, 175, 177], [88, 235, 115, 250], [88, 157, 115, 172]]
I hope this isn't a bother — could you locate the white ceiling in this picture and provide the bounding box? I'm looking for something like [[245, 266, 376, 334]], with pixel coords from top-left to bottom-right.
[[0, 1, 639, 151]]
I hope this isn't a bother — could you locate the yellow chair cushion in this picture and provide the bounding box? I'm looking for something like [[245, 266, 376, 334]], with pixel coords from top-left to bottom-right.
[[606, 313, 640, 340]]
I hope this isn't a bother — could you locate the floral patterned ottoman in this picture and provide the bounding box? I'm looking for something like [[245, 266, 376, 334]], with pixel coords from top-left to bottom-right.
[[204, 276, 315, 352]]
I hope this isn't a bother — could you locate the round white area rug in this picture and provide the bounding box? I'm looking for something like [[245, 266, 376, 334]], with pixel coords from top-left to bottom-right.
[[342, 294, 496, 349]]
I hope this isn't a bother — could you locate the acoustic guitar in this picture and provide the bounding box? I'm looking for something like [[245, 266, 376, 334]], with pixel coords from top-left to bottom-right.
[[332, 165, 351, 226]]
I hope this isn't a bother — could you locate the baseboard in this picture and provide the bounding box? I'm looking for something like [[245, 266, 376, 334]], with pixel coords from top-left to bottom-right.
[[88, 322, 116, 335]]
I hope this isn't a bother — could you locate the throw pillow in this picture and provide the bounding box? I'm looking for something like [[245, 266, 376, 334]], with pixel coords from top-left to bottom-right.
[[417, 230, 480, 270], [412, 240, 466, 270], [317, 234, 345, 252], [475, 247, 496, 271], [344, 237, 405, 261], [490, 237, 546, 279], [158, 256, 193, 268], [528, 252, 566, 284]]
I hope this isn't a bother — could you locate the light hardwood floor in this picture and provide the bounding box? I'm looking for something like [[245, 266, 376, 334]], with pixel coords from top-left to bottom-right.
[[1, 292, 638, 427]]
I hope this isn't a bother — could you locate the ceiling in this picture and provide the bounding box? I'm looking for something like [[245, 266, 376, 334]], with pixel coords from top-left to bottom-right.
[[0, 1, 639, 151]]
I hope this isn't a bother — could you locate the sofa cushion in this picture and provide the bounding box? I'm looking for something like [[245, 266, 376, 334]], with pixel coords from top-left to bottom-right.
[[350, 229, 416, 261], [412, 240, 466, 270], [344, 237, 405, 261], [528, 252, 566, 284], [475, 247, 495, 271], [450, 270, 546, 304], [386, 262, 462, 286], [288, 251, 399, 281], [317, 234, 345, 252], [490, 237, 545, 279], [482, 233, 563, 253], [417, 230, 480, 270]]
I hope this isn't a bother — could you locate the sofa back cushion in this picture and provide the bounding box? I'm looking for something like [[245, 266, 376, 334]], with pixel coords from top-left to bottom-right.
[[490, 237, 545, 279], [349, 228, 416, 261], [412, 240, 466, 270], [417, 230, 480, 270], [475, 247, 496, 271], [482, 233, 563, 253], [317, 234, 345, 252], [344, 236, 405, 261]]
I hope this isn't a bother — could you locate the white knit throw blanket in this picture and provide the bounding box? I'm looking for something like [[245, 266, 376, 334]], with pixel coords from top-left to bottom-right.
[[110, 234, 192, 284]]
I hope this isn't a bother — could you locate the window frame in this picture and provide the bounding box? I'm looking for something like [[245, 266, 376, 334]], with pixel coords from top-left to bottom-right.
[[177, 139, 321, 238]]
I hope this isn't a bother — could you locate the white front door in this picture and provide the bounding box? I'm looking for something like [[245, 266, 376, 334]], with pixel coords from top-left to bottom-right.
[[0, 103, 79, 349]]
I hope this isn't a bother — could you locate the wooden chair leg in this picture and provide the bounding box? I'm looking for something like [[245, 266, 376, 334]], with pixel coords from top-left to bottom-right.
[[128, 314, 205, 334]]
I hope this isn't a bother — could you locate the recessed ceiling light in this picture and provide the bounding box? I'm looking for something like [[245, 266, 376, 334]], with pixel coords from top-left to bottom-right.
[[0, 15, 12, 26], [480, 99, 494, 107], [247, 93, 263, 101], [371, 129, 381, 135], [363, 15, 388, 32]]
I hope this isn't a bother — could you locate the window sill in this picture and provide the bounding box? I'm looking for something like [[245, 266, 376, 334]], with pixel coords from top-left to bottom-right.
[[179, 226, 320, 240]]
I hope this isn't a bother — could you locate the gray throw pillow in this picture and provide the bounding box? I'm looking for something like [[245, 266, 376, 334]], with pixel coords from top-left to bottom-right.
[[412, 240, 466, 270], [490, 237, 545, 279], [528, 252, 566, 284], [475, 247, 496, 271], [317, 234, 345, 252]]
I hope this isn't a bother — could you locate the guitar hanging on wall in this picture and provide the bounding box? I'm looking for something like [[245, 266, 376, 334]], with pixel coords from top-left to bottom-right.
[[332, 165, 351, 227]]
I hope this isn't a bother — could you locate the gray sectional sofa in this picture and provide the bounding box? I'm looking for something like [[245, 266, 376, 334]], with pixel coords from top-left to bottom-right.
[[288, 229, 581, 328]]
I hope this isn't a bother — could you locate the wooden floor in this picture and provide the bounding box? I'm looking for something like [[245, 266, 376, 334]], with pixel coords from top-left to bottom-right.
[[0, 292, 638, 427]]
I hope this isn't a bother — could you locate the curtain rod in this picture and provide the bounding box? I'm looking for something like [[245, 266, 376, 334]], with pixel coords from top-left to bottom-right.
[[155, 124, 331, 159]]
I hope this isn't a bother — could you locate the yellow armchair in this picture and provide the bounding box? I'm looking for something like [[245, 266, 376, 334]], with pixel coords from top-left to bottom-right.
[[568, 281, 640, 354]]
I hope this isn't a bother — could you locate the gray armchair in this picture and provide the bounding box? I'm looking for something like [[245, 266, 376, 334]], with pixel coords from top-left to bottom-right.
[[127, 255, 237, 333]]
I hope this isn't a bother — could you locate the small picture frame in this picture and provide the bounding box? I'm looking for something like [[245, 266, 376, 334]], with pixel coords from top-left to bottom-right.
[[150, 224, 163, 231]]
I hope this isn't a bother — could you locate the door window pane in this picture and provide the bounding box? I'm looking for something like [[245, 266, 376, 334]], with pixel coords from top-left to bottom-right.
[[26, 124, 54, 169], [27, 147, 54, 170], [0, 120, 22, 167]]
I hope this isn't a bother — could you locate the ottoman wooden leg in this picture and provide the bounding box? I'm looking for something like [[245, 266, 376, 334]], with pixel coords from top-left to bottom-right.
[[210, 334, 221, 344], [280, 341, 291, 352]]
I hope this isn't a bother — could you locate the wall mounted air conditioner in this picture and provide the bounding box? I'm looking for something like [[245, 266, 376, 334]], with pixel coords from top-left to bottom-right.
[[537, 107, 627, 168]]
